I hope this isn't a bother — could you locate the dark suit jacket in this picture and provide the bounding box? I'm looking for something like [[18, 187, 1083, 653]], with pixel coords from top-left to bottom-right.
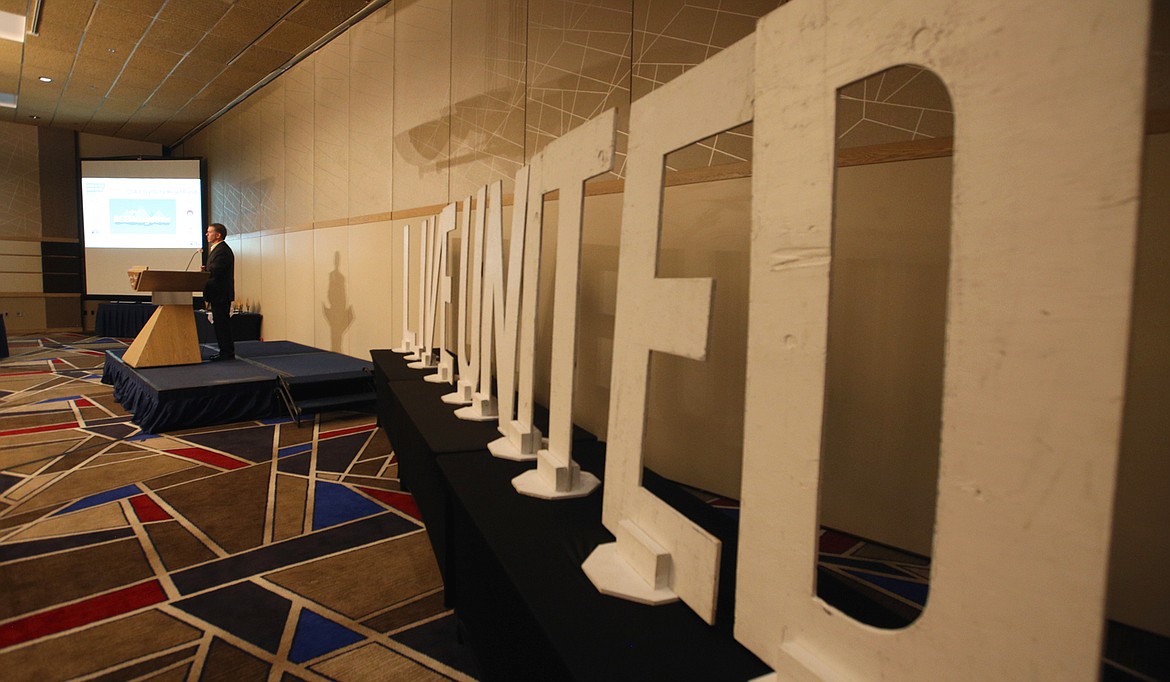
[[203, 241, 235, 304]]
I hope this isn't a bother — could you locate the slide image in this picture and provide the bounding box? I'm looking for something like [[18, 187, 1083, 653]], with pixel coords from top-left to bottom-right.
[[109, 198, 178, 234]]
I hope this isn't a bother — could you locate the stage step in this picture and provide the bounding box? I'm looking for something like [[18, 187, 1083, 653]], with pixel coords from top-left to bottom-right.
[[277, 370, 377, 426]]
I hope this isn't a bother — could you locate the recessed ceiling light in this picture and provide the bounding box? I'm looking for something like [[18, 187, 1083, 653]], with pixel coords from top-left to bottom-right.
[[29, 114, 40, 120], [38, 76, 52, 83]]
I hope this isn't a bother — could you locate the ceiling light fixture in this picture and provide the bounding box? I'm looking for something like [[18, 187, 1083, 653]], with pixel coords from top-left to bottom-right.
[[28, 0, 44, 37], [39, 76, 53, 83], [0, 93, 16, 109], [29, 114, 40, 120], [0, 9, 27, 42]]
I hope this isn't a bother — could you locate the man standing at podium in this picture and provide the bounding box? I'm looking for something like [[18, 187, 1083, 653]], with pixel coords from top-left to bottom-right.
[[203, 223, 236, 361]]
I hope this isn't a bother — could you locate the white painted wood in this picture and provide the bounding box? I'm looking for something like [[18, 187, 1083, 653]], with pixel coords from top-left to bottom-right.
[[444, 191, 483, 404], [487, 164, 542, 458], [425, 202, 457, 384], [614, 518, 671, 590], [393, 225, 413, 353], [735, 1, 1150, 680], [585, 37, 754, 625], [513, 159, 545, 452], [407, 217, 439, 368], [512, 109, 615, 499], [581, 542, 679, 606], [512, 458, 599, 500], [458, 180, 513, 423], [582, 518, 679, 606], [404, 219, 427, 361]]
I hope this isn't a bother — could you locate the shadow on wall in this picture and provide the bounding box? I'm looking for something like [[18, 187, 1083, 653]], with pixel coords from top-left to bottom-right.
[[323, 251, 354, 353]]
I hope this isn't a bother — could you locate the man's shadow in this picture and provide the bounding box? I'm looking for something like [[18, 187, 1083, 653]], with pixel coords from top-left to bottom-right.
[[323, 251, 354, 352]]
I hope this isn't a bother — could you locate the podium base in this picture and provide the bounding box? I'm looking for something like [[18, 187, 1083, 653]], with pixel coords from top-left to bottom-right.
[[123, 305, 202, 368]]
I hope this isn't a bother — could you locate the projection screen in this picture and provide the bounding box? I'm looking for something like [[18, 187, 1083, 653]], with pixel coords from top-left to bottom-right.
[[80, 158, 207, 298]]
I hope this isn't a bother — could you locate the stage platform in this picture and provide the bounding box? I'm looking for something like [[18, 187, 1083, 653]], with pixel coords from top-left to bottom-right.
[[102, 340, 374, 434]]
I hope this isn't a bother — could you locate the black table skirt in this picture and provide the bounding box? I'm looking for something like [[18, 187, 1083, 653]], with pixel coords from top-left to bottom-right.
[[370, 347, 770, 681], [94, 303, 261, 344]]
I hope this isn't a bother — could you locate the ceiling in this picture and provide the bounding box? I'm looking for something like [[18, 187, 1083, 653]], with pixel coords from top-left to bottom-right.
[[0, 0, 376, 148]]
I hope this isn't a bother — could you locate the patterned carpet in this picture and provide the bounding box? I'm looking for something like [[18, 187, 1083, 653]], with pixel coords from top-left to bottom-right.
[[0, 333, 479, 682], [7, 333, 1166, 681]]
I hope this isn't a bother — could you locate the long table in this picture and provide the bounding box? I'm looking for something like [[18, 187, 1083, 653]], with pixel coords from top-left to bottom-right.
[[371, 350, 771, 681]]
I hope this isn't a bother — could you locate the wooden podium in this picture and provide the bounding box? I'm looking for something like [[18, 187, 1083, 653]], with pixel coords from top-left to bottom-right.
[[122, 267, 210, 368]]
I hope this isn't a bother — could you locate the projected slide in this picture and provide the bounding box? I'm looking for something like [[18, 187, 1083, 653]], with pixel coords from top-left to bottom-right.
[[82, 177, 203, 249], [81, 158, 206, 297]]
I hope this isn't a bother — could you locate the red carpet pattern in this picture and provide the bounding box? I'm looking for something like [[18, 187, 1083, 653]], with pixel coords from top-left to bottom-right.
[[1, 334, 478, 681]]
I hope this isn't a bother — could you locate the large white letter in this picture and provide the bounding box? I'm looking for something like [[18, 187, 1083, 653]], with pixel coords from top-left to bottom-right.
[[445, 189, 486, 404], [406, 217, 435, 367], [464, 178, 525, 424], [582, 38, 755, 625], [392, 224, 414, 353], [456, 181, 508, 421], [423, 202, 457, 384], [512, 109, 615, 499], [737, 1, 1150, 680]]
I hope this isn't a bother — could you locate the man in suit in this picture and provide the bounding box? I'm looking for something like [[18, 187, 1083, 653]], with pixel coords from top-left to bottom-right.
[[202, 222, 236, 361]]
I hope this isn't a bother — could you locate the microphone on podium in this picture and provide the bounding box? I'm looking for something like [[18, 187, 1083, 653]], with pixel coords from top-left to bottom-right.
[[185, 248, 203, 271]]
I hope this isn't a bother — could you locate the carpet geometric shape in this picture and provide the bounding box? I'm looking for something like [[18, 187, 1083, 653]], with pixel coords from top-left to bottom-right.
[[173, 581, 292, 654], [358, 487, 421, 521], [289, 609, 365, 663], [1, 334, 475, 680], [87, 646, 198, 682], [312, 480, 385, 530], [274, 474, 308, 542], [357, 428, 392, 461], [52, 483, 141, 516], [19, 454, 192, 510], [0, 437, 87, 469], [201, 637, 272, 680], [129, 494, 172, 522], [11, 501, 127, 541], [311, 642, 450, 681], [165, 446, 250, 471], [143, 521, 219, 572], [171, 512, 421, 596], [278, 442, 313, 459], [140, 464, 217, 491], [83, 423, 138, 440], [182, 424, 276, 463], [155, 462, 271, 554], [361, 591, 447, 635], [316, 432, 371, 473], [0, 609, 201, 681], [278, 451, 311, 476], [266, 532, 440, 620], [348, 456, 387, 477], [4, 473, 60, 502], [0, 538, 154, 620], [0, 527, 134, 563], [0, 505, 66, 534], [42, 441, 105, 473], [0, 473, 19, 494], [0, 579, 167, 649]]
